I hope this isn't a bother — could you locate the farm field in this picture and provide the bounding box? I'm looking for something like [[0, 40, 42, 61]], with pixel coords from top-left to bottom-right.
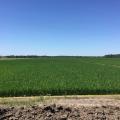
[[0, 57, 120, 97]]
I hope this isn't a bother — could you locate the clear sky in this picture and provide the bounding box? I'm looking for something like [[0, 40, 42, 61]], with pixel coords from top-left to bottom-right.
[[0, 0, 120, 56]]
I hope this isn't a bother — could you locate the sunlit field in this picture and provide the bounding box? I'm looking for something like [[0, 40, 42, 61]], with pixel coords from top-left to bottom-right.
[[0, 57, 120, 97]]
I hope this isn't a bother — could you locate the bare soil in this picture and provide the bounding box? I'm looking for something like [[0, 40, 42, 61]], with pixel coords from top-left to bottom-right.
[[0, 97, 120, 120]]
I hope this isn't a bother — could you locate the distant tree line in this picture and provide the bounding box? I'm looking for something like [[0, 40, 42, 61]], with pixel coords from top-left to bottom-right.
[[0, 54, 120, 58], [0, 55, 102, 58], [0, 55, 46, 58], [104, 54, 120, 58], [6, 55, 41, 58]]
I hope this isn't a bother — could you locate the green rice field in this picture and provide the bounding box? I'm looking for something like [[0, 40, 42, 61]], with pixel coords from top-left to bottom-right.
[[0, 57, 120, 97]]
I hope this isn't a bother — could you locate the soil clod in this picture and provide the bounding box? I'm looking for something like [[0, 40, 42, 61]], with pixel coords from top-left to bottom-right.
[[0, 104, 120, 120]]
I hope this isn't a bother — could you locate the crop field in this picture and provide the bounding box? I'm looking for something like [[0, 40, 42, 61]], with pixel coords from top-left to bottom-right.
[[0, 57, 120, 97]]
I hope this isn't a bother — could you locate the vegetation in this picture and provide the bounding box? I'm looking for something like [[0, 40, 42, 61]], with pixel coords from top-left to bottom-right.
[[0, 57, 120, 97], [104, 54, 120, 58]]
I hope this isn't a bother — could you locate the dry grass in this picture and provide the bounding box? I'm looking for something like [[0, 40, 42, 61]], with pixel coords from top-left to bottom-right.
[[0, 95, 120, 107]]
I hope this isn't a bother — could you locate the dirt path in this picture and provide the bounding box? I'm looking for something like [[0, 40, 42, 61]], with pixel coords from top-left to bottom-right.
[[50, 98, 120, 107], [0, 95, 120, 106]]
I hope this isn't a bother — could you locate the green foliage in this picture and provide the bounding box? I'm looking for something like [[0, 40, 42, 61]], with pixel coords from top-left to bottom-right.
[[104, 54, 120, 58], [0, 57, 120, 96]]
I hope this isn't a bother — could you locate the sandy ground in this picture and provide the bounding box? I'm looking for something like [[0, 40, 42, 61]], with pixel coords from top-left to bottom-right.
[[51, 98, 120, 107]]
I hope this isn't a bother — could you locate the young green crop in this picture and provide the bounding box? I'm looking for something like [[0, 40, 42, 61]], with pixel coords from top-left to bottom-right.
[[0, 57, 120, 97]]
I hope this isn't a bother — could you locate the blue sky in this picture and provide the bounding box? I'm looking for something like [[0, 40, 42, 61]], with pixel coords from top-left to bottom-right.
[[0, 0, 120, 56]]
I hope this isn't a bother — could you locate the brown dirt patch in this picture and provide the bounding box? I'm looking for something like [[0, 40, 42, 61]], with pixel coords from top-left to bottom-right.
[[0, 104, 120, 120], [0, 96, 120, 120]]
